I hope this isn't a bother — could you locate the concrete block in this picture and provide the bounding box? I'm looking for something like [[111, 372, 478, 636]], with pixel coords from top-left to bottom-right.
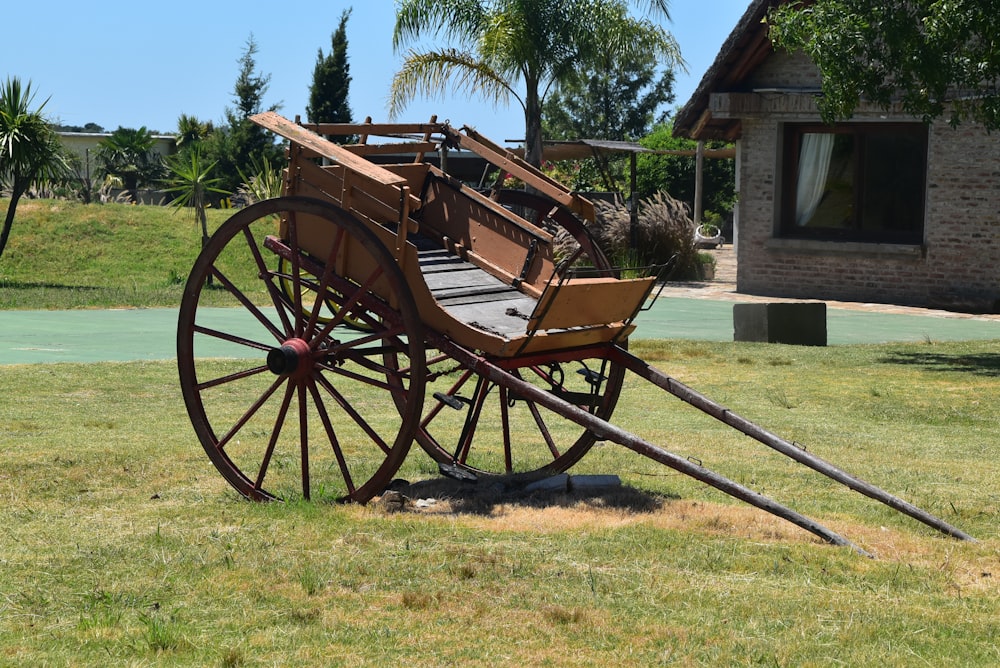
[[733, 302, 827, 346]]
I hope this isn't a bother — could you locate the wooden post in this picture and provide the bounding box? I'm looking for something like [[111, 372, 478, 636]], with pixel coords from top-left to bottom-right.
[[629, 152, 638, 250], [694, 140, 705, 226]]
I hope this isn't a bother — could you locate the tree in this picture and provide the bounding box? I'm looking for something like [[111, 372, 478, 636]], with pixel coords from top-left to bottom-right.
[[95, 126, 164, 202], [0, 77, 68, 261], [307, 8, 354, 133], [175, 114, 214, 152], [53, 122, 105, 133], [206, 35, 284, 192], [542, 47, 675, 191], [390, 0, 682, 167], [636, 122, 735, 216], [163, 148, 228, 250], [768, 0, 1000, 129], [543, 50, 674, 142]]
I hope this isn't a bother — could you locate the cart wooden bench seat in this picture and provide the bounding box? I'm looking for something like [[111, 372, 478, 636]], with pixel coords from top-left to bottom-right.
[[175, 112, 974, 551]]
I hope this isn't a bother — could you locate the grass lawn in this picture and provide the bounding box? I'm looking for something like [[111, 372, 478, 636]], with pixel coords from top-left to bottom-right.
[[1, 340, 997, 666], [0, 199, 997, 664], [0, 199, 234, 309]]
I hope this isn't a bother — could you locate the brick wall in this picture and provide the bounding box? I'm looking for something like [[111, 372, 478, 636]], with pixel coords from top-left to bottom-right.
[[732, 53, 1000, 312]]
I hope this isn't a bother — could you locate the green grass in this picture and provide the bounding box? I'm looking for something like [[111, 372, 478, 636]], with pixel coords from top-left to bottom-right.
[[1, 342, 998, 666], [0, 199, 235, 309], [1, 198, 998, 664]]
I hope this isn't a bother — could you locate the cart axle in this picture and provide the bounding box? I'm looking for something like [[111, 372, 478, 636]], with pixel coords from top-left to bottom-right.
[[266, 338, 314, 378]]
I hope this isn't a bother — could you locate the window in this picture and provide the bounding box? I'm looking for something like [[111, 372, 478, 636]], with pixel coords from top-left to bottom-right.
[[781, 123, 927, 244]]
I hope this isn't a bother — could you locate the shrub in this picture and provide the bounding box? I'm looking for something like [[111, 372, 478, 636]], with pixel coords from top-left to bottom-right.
[[557, 191, 699, 279]]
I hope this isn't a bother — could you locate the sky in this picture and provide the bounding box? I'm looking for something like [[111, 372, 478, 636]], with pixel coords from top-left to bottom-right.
[[2, 1, 748, 144]]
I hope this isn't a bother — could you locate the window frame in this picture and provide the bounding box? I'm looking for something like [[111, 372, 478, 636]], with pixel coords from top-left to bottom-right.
[[780, 122, 928, 244]]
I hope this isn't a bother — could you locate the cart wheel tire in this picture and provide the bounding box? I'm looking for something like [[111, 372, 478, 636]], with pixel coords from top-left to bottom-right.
[[177, 196, 425, 503], [415, 348, 626, 478]]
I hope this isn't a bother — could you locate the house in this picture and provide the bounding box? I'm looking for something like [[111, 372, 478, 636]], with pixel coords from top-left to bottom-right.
[[57, 131, 177, 204], [674, 0, 1000, 312]]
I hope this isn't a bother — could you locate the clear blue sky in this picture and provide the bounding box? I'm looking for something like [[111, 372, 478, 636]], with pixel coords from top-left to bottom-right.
[[2, 1, 747, 143]]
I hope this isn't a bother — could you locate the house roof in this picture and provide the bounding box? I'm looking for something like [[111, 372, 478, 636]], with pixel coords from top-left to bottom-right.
[[673, 0, 789, 141]]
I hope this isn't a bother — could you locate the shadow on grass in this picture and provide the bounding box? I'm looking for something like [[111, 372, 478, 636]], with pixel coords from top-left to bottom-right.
[[879, 351, 1000, 377], [381, 473, 678, 516], [0, 280, 101, 291]]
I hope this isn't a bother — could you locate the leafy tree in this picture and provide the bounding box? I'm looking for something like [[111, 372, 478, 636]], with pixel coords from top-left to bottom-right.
[[544, 51, 674, 142], [206, 35, 284, 192], [0, 77, 68, 260], [163, 148, 227, 250], [768, 0, 1000, 129], [636, 122, 735, 216], [95, 126, 164, 202], [390, 0, 682, 167], [307, 8, 354, 137], [542, 47, 675, 191]]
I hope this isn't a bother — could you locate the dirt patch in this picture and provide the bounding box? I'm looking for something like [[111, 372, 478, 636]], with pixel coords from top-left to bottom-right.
[[372, 472, 811, 541], [376, 473, 671, 518]]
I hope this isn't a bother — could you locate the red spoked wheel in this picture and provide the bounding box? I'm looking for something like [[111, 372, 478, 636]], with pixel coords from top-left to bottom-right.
[[177, 196, 425, 503], [412, 190, 627, 478], [415, 345, 626, 478]]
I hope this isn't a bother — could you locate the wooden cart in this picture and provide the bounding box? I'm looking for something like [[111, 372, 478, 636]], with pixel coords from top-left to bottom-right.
[[177, 113, 972, 552]]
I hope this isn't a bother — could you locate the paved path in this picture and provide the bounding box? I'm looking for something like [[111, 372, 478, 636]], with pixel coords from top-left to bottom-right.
[[2, 286, 999, 365]]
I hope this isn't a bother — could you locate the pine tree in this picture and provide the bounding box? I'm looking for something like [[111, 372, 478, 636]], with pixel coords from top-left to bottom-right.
[[207, 34, 284, 192], [306, 9, 354, 142]]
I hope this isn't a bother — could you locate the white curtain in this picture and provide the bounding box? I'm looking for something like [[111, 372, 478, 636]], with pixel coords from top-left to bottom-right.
[[795, 133, 835, 226]]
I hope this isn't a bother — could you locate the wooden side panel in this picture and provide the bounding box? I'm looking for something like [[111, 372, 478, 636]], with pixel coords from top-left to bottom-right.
[[282, 155, 420, 263], [527, 276, 656, 331], [380, 163, 431, 198], [418, 174, 555, 294]]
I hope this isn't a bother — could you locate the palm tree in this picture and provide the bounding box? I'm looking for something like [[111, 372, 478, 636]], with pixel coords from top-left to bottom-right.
[[175, 114, 214, 151], [0, 77, 68, 261], [390, 0, 682, 166], [95, 126, 164, 203], [163, 147, 228, 250]]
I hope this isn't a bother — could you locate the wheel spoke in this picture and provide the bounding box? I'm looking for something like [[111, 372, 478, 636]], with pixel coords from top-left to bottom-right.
[[506, 369, 558, 459], [307, 378, 356, 495], [304, 227, 347, 340], [499, 385, 513, 473], [216, 375, 286, 452], [298, 382, 310, 499], [454, 376, 491, 464], [209, 265, 287, 342], [241, 226, 294, 336], [254, 381, 296, 491], [192, 324, 274, 353], [313, 264, 386, 343], [314, 372, 393, 456], [196, 364, 270, 392], [524, 397, 561, 459]]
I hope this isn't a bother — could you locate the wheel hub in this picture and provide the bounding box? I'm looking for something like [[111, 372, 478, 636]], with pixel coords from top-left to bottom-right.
[[267, 337, 313, 378]]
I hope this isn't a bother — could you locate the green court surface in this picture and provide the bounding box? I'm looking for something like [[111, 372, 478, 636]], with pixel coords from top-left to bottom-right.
[[1, 298, 998, 365]]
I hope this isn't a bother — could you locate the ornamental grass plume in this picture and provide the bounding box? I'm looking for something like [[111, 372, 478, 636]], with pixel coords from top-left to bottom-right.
[[556, 191, 699, 278]]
